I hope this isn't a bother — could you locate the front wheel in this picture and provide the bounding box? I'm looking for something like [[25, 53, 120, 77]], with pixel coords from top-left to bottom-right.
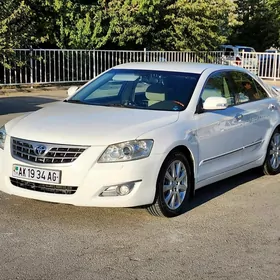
[[263, 129, 280, 175], [146, 152, 192, 217]]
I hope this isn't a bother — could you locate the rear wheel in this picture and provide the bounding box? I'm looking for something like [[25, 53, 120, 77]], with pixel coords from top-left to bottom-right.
[[147, 152, 192, 217], [263, 129, 280, 175]]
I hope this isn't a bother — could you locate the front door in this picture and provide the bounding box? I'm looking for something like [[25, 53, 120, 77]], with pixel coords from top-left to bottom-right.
[[195, 71, 245, 182]]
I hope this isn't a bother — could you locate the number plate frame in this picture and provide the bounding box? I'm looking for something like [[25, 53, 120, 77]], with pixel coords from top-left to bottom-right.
[[12, 164, 61, 184]]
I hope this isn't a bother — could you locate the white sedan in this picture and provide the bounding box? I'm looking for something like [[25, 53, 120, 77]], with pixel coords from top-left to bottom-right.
[[0, 62, 280, 218]]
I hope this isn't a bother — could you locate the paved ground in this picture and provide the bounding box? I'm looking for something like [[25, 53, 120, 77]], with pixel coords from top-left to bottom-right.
[[0, 89, 280, 280]]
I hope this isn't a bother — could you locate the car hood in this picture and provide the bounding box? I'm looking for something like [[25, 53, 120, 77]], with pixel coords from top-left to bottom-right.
[[7, 102, 179, 146]]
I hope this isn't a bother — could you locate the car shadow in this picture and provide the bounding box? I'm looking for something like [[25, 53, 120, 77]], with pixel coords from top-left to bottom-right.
[[186, 168, 263, 213], [0, 96, 62, 115]]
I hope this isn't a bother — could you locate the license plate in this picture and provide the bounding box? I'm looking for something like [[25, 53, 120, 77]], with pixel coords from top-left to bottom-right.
[[12, 165, 61, 184]]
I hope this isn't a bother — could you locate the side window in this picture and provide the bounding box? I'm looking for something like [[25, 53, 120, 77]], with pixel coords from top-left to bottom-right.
[[252, 80, 269, 99], [224, 48, 234, 57], [230, 71, 268, 104], [201, 72, 235, 106]]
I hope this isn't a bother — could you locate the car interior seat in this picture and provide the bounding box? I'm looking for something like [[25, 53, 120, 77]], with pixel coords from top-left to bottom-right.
[[145, 84, 166, 106]]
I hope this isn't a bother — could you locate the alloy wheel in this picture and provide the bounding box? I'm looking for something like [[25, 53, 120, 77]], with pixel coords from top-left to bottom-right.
[[269, 132, 280, 169], [163, 160, 188, 210]]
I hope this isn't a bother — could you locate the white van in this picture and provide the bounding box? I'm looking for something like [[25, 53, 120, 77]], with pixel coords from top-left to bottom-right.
[[220, 45, 259, 75]]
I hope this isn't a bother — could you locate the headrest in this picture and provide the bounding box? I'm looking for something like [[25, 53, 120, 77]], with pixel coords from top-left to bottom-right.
[[145, 84, 166, 101], [146, 84, 166, 94]]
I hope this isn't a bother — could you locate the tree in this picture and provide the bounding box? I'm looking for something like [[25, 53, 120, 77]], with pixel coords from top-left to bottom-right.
[[267, 0, 280, 48], [0, 0, 54, 67], [164, 0, 239, 51], [0, 1, 32, 66], [82, 0, 240, 51], [229, 0, 280, 51], [0, 0, 241, 56]]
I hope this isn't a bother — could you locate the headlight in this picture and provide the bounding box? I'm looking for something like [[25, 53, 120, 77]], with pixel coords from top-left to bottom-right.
[[0, 126, 6, 150], [98, 140, 154, 163]]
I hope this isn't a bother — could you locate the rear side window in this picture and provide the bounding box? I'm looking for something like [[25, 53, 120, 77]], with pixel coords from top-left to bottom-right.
[[230, 71, 268, 103], [252, 79, 269, 99], [224, 48, 234, 56]]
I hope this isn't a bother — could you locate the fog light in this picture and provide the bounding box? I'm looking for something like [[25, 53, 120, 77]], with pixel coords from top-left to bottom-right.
[[100, 180, 141, 197], [117, 185, 131, 196]]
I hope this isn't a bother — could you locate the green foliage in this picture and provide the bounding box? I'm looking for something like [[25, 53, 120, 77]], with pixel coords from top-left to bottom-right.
[[0, 1, 31, 67], [0, 0, 241, 53], [78, 0, 240, 51], [267, 0, 280, 48], [2, 0, 280, 57], [229, 0, 280, 51], [165, 0, 239, 51], [0, 0, 53, 66]]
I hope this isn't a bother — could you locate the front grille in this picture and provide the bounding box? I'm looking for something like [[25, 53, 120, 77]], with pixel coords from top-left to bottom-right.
[[10, 178, 77, 195], [11, 138, 88, 164]]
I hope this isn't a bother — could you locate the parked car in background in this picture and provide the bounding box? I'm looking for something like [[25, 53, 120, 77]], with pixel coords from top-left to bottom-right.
[[219, 45, 259, 75], [1, 62, 280, 218]]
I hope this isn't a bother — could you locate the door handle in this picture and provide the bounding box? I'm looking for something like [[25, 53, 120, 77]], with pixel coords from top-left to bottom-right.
[[268, 104, 276, 111], [235, 113, 243, 121]]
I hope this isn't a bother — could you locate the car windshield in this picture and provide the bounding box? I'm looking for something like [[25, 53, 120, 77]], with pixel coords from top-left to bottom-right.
[[68, 69, 200, 111], [238, 47, 255, 52]]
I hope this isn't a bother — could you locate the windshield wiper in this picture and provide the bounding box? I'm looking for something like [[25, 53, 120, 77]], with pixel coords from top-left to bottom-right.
[[104, 103, 128, 107], [64, 99, 87, 104], [65, 100, 137, 108], [104, 103, 137, 108]]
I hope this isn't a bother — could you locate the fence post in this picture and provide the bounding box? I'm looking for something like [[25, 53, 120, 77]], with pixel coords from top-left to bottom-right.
[[241, 49, 245, 68], [3, 54, 6, 85], [273, 50, 278, 81], [144, 48, 147, 62], [30, 46, 33, 88]]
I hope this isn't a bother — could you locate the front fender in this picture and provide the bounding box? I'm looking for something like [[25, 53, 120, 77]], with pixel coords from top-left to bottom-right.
[[139, 121, 199, 179]]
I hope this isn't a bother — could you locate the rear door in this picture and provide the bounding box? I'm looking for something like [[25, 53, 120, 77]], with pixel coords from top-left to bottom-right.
[[229, 70, 278, 164]]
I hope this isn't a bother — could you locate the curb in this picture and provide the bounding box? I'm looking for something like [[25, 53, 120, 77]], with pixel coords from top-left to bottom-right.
[[0, 86, 70, 95]]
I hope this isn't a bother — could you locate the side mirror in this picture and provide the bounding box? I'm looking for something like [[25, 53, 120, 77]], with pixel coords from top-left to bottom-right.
[[271, 85, 280, 93], [264, 84, 280, 98], [203, 96, 228, 110], [67, 86, 79, 97]]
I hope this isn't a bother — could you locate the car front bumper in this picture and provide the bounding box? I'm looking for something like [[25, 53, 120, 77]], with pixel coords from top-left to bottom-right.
[[0, 136, 166, 207]]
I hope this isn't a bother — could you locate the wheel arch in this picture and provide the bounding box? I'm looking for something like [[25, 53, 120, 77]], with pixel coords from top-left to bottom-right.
[[274, 124, 280, 132], [263, 123, 280, 153], [160, 145, 196, 197], [264, 123, 280, 155], [262, 124, 280, 175]]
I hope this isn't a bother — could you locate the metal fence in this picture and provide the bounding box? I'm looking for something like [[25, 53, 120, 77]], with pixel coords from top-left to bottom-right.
[[0, 48, 279, 86]]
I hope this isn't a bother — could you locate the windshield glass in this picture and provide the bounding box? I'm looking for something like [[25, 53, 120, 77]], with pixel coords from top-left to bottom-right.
[[238, 47, 255, 52], [68, 69, 200, 111]]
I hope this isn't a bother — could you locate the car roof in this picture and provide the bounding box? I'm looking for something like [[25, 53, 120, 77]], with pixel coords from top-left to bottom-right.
[[112, 62, 242, 74], [221, 45, 255, 50], [235, 45, 254, 49]]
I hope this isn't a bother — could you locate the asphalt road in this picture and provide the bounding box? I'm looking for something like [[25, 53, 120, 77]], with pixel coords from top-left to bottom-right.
[[0, 90, 280, 280]]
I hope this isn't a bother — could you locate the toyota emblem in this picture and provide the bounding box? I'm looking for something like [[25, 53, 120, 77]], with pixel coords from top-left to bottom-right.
[[34, 145, 47, 156]]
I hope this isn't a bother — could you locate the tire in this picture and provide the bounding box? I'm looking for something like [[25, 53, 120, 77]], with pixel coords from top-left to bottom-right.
[[146, 151, 192, 218], [263, 129, 280, 175]]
